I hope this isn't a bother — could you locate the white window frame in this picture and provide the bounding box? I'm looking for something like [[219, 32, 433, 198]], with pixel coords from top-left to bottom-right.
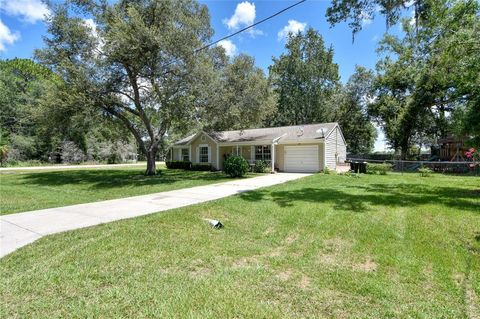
[[181, 148, 189, 161], [254, 145, 271, 162], [198, 144, 210, 163], [232, 146, 242, 156]]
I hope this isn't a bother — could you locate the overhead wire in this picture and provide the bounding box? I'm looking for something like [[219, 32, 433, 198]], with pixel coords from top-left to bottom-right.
[[161, 0, 307, 69]]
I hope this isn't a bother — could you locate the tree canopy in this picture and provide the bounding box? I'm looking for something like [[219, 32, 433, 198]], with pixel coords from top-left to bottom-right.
[[331, 66, 377, 154], [326, 0, 431, 40], [200, 54, 276, 132], [368, 0, 480, 156], [268, 28, 376, 153], [269, 28, 339, 126]]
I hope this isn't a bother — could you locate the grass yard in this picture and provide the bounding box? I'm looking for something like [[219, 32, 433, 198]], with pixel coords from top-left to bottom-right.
[[0, 165, 237, 215], [1, 173, 479, 318]]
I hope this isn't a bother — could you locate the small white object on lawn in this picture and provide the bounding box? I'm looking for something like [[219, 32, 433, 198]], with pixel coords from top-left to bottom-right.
[[203, 218, 223, 229]]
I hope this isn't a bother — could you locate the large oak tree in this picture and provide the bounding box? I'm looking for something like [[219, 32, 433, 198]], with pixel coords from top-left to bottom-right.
[[36, 0, 214, 175]]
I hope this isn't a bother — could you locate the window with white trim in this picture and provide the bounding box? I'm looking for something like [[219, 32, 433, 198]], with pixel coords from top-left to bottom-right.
[[255, 145, 271, 161], [181, 148, 189, 161], [199, 146, 209, 163], [232, 146, 242, 156]]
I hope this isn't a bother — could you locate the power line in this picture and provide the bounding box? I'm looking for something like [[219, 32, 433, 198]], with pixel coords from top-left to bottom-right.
[[162, 0, 307, 68], [195, 0, 307, 53]]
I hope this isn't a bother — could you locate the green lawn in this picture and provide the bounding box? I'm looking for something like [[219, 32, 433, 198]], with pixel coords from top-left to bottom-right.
[[1, 173, 479, 318], [0, 165, 235, 215]]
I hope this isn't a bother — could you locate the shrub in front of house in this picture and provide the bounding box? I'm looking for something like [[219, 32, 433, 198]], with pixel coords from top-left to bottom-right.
[[323, 166, 332, 174], [366, 162, 392, 175], [253, 160, 268, 173], [191, 163, 212, 171], [418, 166, 433, 177], [224, 155, 249, 178], [165, 160, 192, 170]]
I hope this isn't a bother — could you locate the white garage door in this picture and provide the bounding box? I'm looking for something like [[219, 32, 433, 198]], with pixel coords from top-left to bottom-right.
[[284, 145, 319, 172]]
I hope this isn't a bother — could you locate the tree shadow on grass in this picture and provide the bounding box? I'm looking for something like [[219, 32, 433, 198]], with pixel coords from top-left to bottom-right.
[[19, 169, 228, 190], [240, 183, 480, 214]]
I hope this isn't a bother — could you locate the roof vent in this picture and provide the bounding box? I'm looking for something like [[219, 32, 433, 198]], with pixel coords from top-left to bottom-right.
[[316, 127, 326, 137], [239, 130, 244, 136], [296, 126, 304, 137]]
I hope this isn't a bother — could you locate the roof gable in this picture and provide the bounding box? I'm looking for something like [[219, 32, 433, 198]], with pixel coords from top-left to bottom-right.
[[324, 123, 347, 146]]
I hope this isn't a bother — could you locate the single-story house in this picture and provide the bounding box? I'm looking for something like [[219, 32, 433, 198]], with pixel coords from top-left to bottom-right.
[[167, 122, 347, 173]]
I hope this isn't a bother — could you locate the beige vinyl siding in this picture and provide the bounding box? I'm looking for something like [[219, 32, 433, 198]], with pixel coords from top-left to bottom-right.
[[190, 133, 218, 169], [276, 142, 324, 172], [325, 126, 347, 170], [276, 144, 284, 171]]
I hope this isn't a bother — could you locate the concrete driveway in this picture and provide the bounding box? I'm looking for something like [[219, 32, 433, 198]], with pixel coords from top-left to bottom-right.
[[0, 173, 310, 258]]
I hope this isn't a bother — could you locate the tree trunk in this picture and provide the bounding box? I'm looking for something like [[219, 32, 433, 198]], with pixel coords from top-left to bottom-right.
[[400, 146, 408, 160], [145, 149, 157, 176]]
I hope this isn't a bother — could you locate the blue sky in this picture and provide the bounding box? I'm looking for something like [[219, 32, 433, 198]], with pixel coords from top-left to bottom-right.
[[0, 0, 410, 151]]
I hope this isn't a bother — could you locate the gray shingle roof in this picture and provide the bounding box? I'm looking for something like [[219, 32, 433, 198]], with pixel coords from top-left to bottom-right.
[[173, 122, 338, 146]]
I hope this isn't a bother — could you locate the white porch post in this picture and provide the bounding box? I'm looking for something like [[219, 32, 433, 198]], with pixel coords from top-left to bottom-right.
[[271, 143, 275, 173], [216, 145, 219, 170]]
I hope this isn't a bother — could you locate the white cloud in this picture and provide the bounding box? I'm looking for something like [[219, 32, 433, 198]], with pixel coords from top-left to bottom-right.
[[223, 1, 262, 37], [224, 1, 256, 29], [360, 11, 372, 26], [409, 10, 416, 26], [2, 0, 50, 23], [83, 18, 98, 38], [0, 19, 20, 52], [277, 20, 306, 40], [83, 18, 104, 54], [405, 0, 415, 8], [217, 39, 237, 57]]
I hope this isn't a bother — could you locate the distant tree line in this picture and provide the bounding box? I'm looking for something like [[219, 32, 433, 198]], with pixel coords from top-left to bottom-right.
[[1, 0, 478, 170]]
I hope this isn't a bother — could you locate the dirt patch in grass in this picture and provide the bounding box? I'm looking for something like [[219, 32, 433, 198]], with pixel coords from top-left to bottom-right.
[[284, 233, 299, 245], [323, 237, 354, 251], [264, 227, 275, 236], [453, 273, 465, 287], [235, 233, 300, 265], [452, 271, 479, 318], [232, 255, 261, 268], [465, 279, 480, 319], [277, 269, 293, 281], [315, 289, 369, 319], [298, 274, 311, 289], [318, 237, 354, 268], [318, 238, 378, 272], [233, 246, 285, 268], [189, 266, 211, 278], [353, 257, 377, 272], [421, 263, 436, 292], [266, 247, 283, 258]]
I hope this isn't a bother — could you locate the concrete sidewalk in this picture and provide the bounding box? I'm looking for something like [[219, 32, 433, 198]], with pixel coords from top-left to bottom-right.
[[0, 173, 310, 258]]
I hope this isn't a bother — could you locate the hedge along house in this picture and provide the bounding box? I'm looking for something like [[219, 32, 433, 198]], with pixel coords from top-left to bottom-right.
[[168, 122, 347, 173]]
